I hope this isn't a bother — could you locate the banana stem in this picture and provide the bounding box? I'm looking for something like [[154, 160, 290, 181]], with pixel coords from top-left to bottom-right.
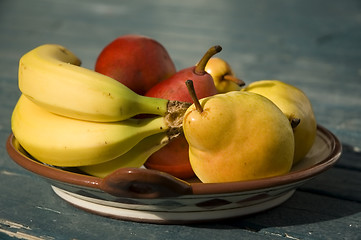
[[194, 45, 222, 75], [223, 75, 245, 86], [138, 95, 169, 115], [163, 100, 191, 139], [185, 80, 203, 113]]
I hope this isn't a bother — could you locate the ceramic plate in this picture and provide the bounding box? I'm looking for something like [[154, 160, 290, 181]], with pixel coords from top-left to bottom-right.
[[6, 125, 341, 224]]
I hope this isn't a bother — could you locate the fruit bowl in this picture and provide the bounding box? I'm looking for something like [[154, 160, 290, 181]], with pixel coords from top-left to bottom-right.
[[6, 125, 341, 224]]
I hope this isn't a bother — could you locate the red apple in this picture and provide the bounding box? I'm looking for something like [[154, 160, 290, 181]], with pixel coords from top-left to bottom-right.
[[144, 45, 222, 179], [95, 34, 176, 95], [144, 137, 195, 179]]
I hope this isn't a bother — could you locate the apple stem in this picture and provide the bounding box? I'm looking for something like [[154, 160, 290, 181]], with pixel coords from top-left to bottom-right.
[[223, 75, 246, 86], [194, 45, 222, 75], [185, 80, 203, 113]]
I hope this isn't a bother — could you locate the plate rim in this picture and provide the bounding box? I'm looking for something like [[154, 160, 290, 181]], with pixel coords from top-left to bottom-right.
[[6, 125, 342, 197]]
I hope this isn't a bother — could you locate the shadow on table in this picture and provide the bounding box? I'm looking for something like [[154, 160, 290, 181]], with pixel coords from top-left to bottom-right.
[[191, 143, 361, 231]]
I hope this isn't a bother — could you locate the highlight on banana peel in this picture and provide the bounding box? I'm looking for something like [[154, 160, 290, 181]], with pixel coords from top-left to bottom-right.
[[11, 35, 317, 183]]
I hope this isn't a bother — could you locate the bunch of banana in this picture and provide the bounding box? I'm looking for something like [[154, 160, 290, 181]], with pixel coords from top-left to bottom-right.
[[11, 44, 190, 175]]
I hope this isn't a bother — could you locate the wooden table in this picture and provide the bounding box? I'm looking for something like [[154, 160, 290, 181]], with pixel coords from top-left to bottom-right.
[[1, 0, 360, 239]]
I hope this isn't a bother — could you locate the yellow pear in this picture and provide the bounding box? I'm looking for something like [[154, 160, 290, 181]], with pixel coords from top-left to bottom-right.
[[242, 80, 317, 165], [183, 80, 294, 183], [205, 57, 244, 93]]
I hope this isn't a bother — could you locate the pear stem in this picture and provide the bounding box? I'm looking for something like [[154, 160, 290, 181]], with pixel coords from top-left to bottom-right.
[[290, 118, 301, 129], [194, 45, 222, 75], [185, 80, 203, 113], [223, 75, 246, 86]]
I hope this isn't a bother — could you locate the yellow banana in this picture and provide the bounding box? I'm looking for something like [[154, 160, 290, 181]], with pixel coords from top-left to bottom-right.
[[18, 44, 190, 122], [79, 133, 169, 178], [11, 95, 178, 167]]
